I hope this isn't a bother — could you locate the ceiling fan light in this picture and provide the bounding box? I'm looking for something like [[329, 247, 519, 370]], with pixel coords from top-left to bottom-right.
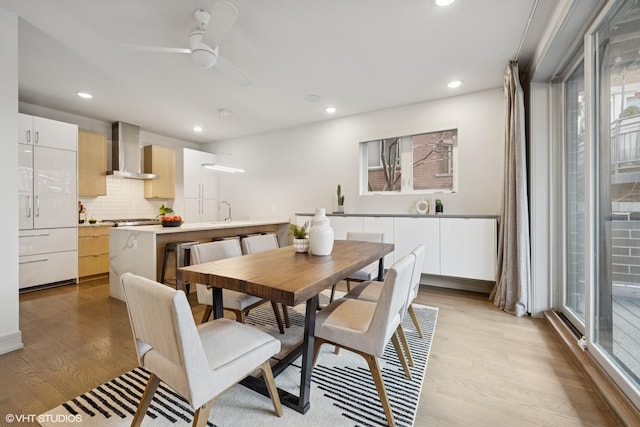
[[191, 48, 217, 68]]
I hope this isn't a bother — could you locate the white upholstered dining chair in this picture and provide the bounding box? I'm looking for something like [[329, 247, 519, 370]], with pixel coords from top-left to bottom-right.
[[312, 252, 416, 427], [347, 244, 426, 336], [241, 234, 290, 329], [329, 231, 384, 302], [191, 239, 287, 334], [120, 272, 282, 427]]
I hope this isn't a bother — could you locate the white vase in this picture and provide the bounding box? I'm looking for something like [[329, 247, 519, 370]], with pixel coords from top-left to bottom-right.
[[309, 208, 334, 256]]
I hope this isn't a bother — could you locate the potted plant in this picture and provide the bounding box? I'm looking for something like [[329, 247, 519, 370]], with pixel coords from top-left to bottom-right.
[[435, 199, 444, 214], [289, 221, 310, 253], [336, 184, 345, 213]]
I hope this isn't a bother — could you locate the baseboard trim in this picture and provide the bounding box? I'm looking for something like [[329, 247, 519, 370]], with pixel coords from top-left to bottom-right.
[[0, 331, 24, 355], [545, 310, 640, 426]]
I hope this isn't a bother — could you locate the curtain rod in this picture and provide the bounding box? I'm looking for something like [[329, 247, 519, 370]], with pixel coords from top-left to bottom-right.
[[515, 0, 540, 61]]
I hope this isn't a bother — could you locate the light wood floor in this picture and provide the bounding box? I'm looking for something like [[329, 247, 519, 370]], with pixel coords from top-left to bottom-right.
[[1, 279, 617, 426]]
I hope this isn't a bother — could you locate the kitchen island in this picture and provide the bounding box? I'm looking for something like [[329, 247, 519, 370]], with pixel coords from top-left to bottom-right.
[[109, 219, 290, 301]]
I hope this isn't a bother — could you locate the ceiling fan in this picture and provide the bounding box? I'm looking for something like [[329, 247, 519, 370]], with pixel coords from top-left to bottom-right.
[[119, 1, 251, 87]]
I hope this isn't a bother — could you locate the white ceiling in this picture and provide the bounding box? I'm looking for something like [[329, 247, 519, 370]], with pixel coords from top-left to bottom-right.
[[1, 0, 557, 143]]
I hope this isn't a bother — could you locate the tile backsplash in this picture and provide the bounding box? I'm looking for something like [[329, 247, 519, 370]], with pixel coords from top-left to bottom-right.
[[79, 176, 169, 220]]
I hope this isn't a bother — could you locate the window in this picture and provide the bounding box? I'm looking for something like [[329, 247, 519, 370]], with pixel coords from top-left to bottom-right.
[[590, 0, 640, 404], [360, 128, 458, 194], [563, 60, 586, 327]]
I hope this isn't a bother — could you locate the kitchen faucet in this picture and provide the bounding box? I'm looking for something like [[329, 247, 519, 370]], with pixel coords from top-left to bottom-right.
[[218, 200, 232, 222]]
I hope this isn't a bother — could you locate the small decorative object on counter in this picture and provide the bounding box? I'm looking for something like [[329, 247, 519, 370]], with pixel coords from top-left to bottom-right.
[[289, 221, 310, 253], [435, 199, 444, 214], [88, 217, 97, 224], [161, 215, 183, 227], [415, 199, 429, 214], [78, 201, 86, 224], [309, 208, 334, 255], [157, 204, 174, 218], [336, 184, 345, 214]]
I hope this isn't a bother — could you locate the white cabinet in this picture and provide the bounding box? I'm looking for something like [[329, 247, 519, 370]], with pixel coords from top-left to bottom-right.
[[329, 216, 363, 239], [363, 216, 395, 266], [183, 148, 217, 222], [17, 115, 78, 290], [393, 217, 440, 275], [19, 145, 77, 230], [19, 113, 77, 150], [297, 213, 497, 283], [440, 218, 497, 281]]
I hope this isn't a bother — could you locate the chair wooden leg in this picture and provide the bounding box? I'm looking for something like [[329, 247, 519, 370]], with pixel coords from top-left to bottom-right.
[[363, 354, 396, 427], [131, 373, 161, 427], [271, 301, 285, 334], [192, 398, 216, 427], [259, 361, 283, 417], [391, 332, 412, 380], [201, 306, 212, 324], [396, 325, 414, 367], [346, 280, 351, 292], [282, 304, 290, 328], [408, 304, 424, 339], [329, 284, 337, 302]]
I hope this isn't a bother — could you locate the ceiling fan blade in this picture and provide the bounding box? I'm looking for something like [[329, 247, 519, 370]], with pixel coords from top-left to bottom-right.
[[118, 43, 191, 54], [207, 0, 239, 47], [215, 55, 252, 87]]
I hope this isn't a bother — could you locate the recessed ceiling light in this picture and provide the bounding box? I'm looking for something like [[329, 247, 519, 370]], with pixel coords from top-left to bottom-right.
[[193, 126, 203, 133], [325, 107, 337, 114], [434, 0, 455, 6], [76, 92, 93, 99], [447, 80, 462, 89]]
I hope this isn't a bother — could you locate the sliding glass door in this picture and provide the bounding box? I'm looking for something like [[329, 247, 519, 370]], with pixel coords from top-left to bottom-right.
[[589, 0, 640, 404], [563, 61, 586, 330]]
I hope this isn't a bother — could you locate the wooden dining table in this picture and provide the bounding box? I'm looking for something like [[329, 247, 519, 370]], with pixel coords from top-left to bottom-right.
[[178, 239, 394, 414]]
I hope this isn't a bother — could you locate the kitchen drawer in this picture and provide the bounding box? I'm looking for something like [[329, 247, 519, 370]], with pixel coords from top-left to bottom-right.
[[78, 225, 111, 238], [78, 253, 109, 277], [79, 235, 109, 257], [19, 250, 77, 289], [19, 228, 77, 256]]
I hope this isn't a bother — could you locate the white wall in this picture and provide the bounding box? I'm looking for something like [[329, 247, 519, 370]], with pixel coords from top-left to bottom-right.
[[0, 8, 23, 354], [210, 89, 505, 220]]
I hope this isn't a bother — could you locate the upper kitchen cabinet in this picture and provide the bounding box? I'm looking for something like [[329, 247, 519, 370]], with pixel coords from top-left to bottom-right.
[[183, 148, 217, 199], [78, 130, 107, 197], [19, 113, 77, 151], [143, 145, 175, 199], [183, 148, 217, 222]]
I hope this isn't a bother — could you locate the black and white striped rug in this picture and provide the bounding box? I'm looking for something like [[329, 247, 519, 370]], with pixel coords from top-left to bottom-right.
[[40, 302, 437, 427]]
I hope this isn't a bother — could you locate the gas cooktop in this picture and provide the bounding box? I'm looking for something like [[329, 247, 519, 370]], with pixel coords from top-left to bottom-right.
[[102, 218, 160, 227]]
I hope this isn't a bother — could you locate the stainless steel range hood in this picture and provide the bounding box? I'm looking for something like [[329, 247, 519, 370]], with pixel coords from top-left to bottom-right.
[[107, 122, 159, 179]]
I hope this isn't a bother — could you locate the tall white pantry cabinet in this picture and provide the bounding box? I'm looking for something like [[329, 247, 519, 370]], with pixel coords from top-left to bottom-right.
[[183, 148, 218, 223], [18, 113, 78, 290]]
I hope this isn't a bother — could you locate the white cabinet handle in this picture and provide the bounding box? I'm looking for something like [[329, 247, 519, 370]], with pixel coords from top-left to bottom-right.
[[26, 195, 32, 218], [34, 131, 39, 144], [20, 233, 51, 238], [19, 258, 48, 265], [26, 130, 31, 143], [35, 195, 40, 217]]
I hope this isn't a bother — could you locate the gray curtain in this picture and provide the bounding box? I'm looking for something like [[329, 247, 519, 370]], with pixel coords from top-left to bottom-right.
[[490, 61, 531, 317]]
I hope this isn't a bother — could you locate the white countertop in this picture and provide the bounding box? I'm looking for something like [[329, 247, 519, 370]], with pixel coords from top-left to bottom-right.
[[110, 219, 289, 234]]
